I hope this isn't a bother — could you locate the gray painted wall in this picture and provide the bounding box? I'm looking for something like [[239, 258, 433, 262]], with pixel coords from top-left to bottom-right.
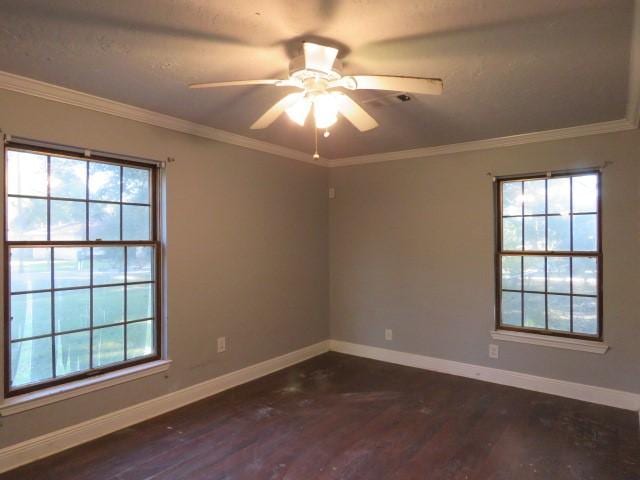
[[1, 87, 638, 451], [0, 89, 329, 448], [329, 130, 640, 394]]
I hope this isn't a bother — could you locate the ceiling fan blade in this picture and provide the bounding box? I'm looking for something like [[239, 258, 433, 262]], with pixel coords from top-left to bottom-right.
[[303, 42, 339, 74], [190, 79, 279, 89], [189, 79, 301, 89], [349, 75, 443, 95], [250, 93, 304, 129], [332, 93, 379, 132]]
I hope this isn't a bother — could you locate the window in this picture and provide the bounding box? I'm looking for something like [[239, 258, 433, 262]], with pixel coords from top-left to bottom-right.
[[495, 171, 601, 340], [4, 144, 161, 396]]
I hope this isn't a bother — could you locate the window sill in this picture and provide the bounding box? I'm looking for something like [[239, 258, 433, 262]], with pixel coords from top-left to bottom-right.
[[0, 359, 172, 416], [490, 330, 609, 354]]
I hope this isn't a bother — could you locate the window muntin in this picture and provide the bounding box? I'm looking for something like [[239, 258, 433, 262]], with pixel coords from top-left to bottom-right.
[[496, 172, 601, 339], [5, 146, 160, 396]]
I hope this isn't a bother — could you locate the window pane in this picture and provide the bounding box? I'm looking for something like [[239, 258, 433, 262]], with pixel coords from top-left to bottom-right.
[[502, 182, 522, 216], [11, 337, 52, 387], [127, 320, 154, 359], [572, 175, 598, 213], [50, 200, 86, 241], [547, 177, 570, 215], [523, 293, 545, 328], [572, 214, 597, 251], [547, 215, 570, 251], [93, 286, 125, 327], [497, 174, 600, 339], [127, 246, 153, 283], [523, 180, 545, 215], [55, 289, 90, 332], [573, 297, 598, 335], [7, 150, 48, 196], [89, 203, 121, 240], [50, 157, 87, 199], [524, 217, 545, 251], [547, 294, 570, 332], [56, 331, 90, 377], [501, 291, 521, 326], [93, 326, 124, 367], [547, 257, 571, 293], [523, 256, 545, 292], [89, 162, 120, 201], [122, 205, 150, 240], [93, 247, 125, 285], [502, 217, 522, 250], [11, 292, 52, 340], [501, 256, 521, 290], [54, 247, 90, 288], [6, 149, 158, 391], [127, 284, 154, 320], [123, 167, 150, 204], [10, 247, 51, 292], [572, 257, 597, 295], [7, 197, 47, 241]]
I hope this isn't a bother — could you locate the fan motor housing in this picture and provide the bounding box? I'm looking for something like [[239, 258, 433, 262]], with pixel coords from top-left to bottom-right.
[[289, 55, 343, 82]]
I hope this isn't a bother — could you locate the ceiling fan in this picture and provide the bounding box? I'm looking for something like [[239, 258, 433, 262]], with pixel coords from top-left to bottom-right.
[[189, 42, 443, 157]]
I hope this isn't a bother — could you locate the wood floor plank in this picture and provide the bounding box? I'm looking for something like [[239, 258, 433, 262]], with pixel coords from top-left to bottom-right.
[[2, 352, 638, 480]]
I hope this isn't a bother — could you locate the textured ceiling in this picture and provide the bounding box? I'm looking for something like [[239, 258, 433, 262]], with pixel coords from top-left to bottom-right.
[[0, 0, 634, 159]]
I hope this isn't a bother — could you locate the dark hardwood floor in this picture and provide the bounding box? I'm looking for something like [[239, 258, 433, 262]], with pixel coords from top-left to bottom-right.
[[3, 352, 639, 479]]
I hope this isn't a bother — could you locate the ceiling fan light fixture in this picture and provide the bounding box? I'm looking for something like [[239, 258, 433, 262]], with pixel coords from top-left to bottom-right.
[[285, 97, 312, 126], [313, 93, 338, 129], [190, 41, 442, 136]]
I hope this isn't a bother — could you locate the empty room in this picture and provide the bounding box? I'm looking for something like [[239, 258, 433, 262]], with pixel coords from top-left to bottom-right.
[[0, 1, 639, 479]]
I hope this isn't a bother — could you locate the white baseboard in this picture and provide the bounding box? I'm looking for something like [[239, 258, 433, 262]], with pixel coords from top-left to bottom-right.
[[329, 340, 640, 413], [2, 338, 637, 474], [0, 340, 330, 474]]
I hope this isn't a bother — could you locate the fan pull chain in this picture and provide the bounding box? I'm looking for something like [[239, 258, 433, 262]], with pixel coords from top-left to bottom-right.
[[313, 124, 320, 160]]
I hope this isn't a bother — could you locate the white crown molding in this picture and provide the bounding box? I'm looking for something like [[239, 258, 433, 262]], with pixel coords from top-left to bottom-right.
[[1, 0, 639, 172], [329, 3, 640, 168], [329, 340, 640, 412], [0, 340, 329, 474], [327, 119, 636, 167], [0, 71, 326, 167]]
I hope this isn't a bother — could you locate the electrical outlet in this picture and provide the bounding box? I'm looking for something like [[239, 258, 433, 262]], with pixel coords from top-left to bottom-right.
[[489, 344, 499, 359], [385, 329, 393, 341], [217, 336, 226, 353]]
